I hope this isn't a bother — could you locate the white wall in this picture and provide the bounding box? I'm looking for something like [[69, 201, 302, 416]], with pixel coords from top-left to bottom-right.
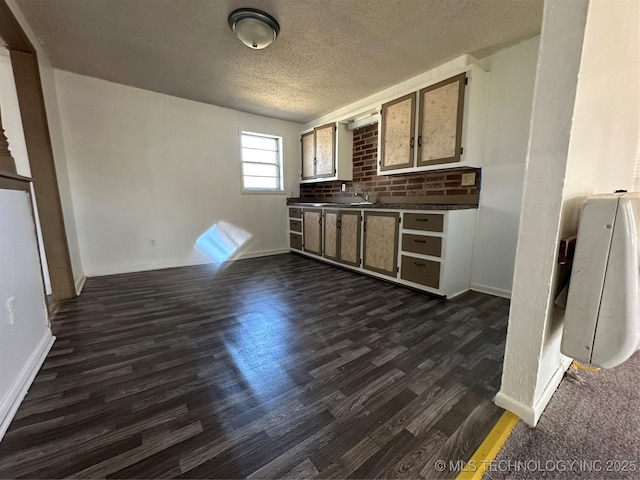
[[0, 188, 54, 439], [470, 37, 540, 298], [497, 0, 640, 426], [0, 53, 29, 174], [561, 0, 639, 239], [54, 71, 302, 276]]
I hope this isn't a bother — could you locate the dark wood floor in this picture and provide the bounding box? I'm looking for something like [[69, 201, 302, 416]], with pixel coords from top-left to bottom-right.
[[0, 253, 509, 479]]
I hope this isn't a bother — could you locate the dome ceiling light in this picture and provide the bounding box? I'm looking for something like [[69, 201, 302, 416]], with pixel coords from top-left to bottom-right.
[[228, 8, 280, 50]]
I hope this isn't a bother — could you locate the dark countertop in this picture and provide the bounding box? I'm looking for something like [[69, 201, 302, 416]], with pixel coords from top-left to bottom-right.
[[286, 201, 477, 210]]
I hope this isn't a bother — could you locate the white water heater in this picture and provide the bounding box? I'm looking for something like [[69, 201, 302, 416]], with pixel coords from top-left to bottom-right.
[[561, 192, 640, 368]]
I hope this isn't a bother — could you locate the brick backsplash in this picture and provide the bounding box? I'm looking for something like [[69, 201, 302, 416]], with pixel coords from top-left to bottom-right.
[[299, 124, 481, 199]]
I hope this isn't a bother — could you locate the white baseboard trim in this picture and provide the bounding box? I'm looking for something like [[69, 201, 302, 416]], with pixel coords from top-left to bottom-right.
[[494, 391, 536, 426], [75, 275, 86, 296], [471, 283, 512, 299], [87, 248, 291, 277], [531, 356, 573, 424], [234, 248, 290, 261], [0, 331, 55, 441], [495, 356, 572, 427], [447, 288, 471, 300]]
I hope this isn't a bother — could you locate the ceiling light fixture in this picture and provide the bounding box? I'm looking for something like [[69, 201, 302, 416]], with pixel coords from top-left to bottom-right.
[[228, 8, 280, 50]]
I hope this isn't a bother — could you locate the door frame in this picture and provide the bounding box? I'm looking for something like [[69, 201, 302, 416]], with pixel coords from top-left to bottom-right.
[[0, 0, 76, 300]]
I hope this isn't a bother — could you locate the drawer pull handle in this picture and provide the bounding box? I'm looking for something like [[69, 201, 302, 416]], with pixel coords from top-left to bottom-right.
[[414, 262, 426, 267], [416, 218, 429, 222], [414, 239, 426, 243]]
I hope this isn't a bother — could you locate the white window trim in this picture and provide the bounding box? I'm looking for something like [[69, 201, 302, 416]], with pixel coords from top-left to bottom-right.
[[240, 130, 286, 195]]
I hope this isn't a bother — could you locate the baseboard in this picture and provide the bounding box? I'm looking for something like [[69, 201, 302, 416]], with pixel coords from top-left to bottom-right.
[[234, 248, 290, 261], [495, 356, 572, 427], [87, 248, 291, 277], [447, 288, 471, 300], [0, 331, 55, 441], [75, 275, 86, 296], [530, 356, 572, 424], [471, 283, 512, 299], [494, 391, 537, 426]]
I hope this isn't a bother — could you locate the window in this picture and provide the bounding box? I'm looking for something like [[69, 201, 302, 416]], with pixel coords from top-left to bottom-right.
[[240, 132, 284, 192]]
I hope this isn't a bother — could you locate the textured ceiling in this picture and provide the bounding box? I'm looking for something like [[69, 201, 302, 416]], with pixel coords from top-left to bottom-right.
[[15, 0, 543, 123]]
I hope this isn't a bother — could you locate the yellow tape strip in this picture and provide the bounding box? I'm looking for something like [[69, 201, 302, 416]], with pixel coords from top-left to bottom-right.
[[572, 360, 601, 371], [455, 410, 519, 480]]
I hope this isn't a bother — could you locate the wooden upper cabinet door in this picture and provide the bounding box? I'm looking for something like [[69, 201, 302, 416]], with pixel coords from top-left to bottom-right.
[[303, 209, 322, 256], [338, 211, 361, 267], [363, 211, 399, 277], [380, 93, 416, 171], [417, 73, 466, 166], [314, 124, 335, 177], [301, 131, 316, 179], [323, 210, 339, 261]]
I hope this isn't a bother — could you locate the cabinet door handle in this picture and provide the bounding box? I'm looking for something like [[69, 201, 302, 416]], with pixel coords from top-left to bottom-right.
[[410, 137, 415, 148], [414, 239, 426, 243], [416, 218, 429, 222], [413, 262, 426, 267], [417, 136, 422, 147]]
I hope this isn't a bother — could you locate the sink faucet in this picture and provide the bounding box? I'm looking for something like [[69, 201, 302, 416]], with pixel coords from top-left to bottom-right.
[[354, 191, 370, 202]]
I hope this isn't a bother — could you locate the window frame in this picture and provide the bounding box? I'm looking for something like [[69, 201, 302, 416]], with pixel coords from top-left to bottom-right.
[[239, 130, 285, 195]]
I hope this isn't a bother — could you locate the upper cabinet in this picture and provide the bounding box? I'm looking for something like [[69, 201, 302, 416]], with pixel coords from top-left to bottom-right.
[[379, 93, 416, 172], [301, 131, 315, 180], [300, 123, 353, 183], [417, 73, 465, 167], [378, 66, 488, 175]]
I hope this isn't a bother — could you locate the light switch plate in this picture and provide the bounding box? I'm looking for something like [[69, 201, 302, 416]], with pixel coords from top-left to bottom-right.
[[461, 172, 476, 187]]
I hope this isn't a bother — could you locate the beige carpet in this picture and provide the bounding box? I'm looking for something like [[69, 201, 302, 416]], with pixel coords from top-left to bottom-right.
[[485, 352, 640, 479]]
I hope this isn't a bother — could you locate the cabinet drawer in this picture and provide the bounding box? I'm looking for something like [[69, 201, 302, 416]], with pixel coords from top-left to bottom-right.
[[289, 207, 302, 218], [401, 255, 440, 289], [290, 233, 302, 250], [402, 234, 442, 257], [403, 213, 444, 232], [289, 219, 302, 232]]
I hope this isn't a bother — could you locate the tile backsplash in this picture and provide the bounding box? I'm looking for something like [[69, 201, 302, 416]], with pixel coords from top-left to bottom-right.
[[299, 124, 480, 199]]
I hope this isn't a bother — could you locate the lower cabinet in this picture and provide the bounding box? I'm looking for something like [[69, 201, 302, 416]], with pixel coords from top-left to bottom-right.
[[288, 206, 476, 298], [302, 209, 322, 255], [338, 210, 361, 267], [363, 211, 399, 277], [324, 209, 362, 266], [323, 210, 339, 261]]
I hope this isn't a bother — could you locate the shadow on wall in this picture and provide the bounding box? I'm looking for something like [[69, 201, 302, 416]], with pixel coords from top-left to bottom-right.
[[195, 221, 252, 269]]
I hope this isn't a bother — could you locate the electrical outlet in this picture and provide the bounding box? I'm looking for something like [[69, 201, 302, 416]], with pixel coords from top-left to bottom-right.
[[461, 172, 476, 187], [341, 184, 346, 192], [6, 296, 16, 325], [150, 239, 156, 247]]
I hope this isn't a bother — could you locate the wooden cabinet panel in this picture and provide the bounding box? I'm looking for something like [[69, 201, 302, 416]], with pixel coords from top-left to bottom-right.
[[301, 132, 315, 180], [324, 210, 339, 260], [314, 124, 335, 177], [403, 213, 444, 232], [303, 209, 322, 255], [338, 211, 361, 266], [363, 212, 399, 277], [289, 219, 302, 232], [401, 255, 440, 289], [417, 73, 465, 166], [289, 207, 302, 218], [380, 93, 416, 171], [290, 233, 302, 250], [402, 233, 442, 257]]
